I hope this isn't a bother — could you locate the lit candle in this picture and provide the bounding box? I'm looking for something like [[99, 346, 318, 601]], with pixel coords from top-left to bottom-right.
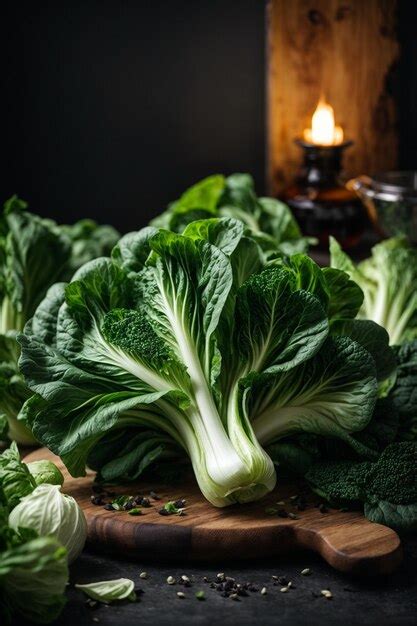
[[303, 98, 344, 146]]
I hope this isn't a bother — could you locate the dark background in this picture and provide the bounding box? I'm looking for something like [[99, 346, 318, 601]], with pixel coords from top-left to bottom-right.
[[2, 0, 417, 233]]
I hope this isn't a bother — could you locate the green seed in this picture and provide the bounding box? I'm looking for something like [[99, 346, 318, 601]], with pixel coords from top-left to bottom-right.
[[195, 591, 205, 601]]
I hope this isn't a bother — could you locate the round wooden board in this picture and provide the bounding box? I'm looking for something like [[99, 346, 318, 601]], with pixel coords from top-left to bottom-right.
[[24, 448, 403, 575]]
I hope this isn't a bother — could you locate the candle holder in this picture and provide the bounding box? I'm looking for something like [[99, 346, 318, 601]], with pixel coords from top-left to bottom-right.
[[282, 139, 367, 250]]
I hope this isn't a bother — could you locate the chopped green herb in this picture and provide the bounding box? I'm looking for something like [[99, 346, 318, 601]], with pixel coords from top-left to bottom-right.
[[128, 508, 142, 516], [195, 591, 205, 601], [111, 495, 132, 511]]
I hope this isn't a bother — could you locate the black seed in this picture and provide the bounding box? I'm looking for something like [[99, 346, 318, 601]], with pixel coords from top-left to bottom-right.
[[277, 576, 288, 586], [141, 497, 151, 508], [158, 508, 170, 516], [104, 504, 114, 511], [277, 509, 288, 518], [86, 599, 99, 609], [124, 501, 134, 511], [91, 495, 104, 505], [150, 491, 161, 500], [319, 503, 328, 514]]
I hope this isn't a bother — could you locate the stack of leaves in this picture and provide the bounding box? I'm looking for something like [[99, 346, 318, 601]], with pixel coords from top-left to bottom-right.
[[151, 173, 313, 258], [17, 216, 395, 508], [0, 196, 119, 443]]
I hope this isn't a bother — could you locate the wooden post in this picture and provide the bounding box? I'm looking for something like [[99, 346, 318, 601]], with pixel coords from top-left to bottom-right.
[[266, 0, 400, 196]]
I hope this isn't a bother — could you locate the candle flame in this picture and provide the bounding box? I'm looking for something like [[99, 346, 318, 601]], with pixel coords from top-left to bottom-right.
[[304, 98, 343, 146]]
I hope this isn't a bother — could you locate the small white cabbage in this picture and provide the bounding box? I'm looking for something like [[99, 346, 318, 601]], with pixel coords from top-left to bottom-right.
[[8, 483, 87, 563]]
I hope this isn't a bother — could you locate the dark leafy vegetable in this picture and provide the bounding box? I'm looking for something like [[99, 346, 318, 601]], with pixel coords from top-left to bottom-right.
[[306, 442, 417, 531], [18, 218, 384, 508], [0, 197, 120, 443], [151, 173, 312, 258]]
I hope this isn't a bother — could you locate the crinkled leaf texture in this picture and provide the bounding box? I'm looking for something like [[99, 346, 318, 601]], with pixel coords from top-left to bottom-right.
[[330, 236, 417, 345], [0, 535, 68, 624], [18, 219, 381, 509], [390, 341, 417, 441]]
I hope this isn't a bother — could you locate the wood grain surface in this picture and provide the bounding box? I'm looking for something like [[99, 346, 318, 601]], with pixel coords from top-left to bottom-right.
[[24, 448, 403, 575], [266, 0, 399, 195]]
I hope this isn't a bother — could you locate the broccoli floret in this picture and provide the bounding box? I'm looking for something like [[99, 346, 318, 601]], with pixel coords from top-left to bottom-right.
[[305, 442, 417, 531], [102, 308, 169, 363], [305, 459, 371, 504], [366, 442, 417, 505]]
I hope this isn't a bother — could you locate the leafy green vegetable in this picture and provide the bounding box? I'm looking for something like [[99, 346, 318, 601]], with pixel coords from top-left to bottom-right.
[[305, 442, 417, 531], [0, 442, 36, 511], [330, 236, 417, 345], [75, 578, 136, 603], [9, 484, 87, 563], [389, 341, 417, 441], [0, 531, 68, 624], [18, 218, 384, 508], [27, 460, 64, 486], [0, 197, 120, 443], [151, 173, 312, 257], [59, 218, 120, 274]]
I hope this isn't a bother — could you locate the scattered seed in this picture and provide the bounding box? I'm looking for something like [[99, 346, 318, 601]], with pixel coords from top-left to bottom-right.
[[141, 497, 151, 508], [261, 587, 267, 595], [85, 599, 98, 609], [217, 572, 225, 580], [195, 591, 205, 601], [287, 581, 293, 588], [103, 503, 114, 511], [92, 618, 99, 623], [321, 589, 333, 599], [301, 568, 311, 576], [150, 490, 161, 500], [167, 576, 176, 585], [230, 593, 239, 601], [90, 495, 104, 506], [276, 501, 285, 506], [289, 495, 298, 501], [158, 507, 170, 516], [139, 572, 148, 579], [280, 587, 289, 593], [181, 575, 190, 583], [177, 592, 186, 599], [288, 512, 299, 520]]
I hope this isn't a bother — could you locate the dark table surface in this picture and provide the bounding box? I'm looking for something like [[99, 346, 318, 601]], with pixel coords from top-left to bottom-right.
[[17, 536, 417, 626]]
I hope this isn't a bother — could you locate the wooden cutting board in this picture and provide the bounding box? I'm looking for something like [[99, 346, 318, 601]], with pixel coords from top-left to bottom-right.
[[24, 448, 402, 575]]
